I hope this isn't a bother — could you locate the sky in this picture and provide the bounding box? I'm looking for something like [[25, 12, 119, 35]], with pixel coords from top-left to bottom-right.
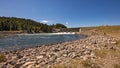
[[0, 0, 120, 27]]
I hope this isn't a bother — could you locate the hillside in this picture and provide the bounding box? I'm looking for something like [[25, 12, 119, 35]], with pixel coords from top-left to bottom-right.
[[0, 17, 66, 33]]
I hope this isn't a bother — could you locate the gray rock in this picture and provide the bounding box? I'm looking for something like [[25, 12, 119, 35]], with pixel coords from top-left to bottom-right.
[[8, 60, 16, 65], [17, 53, 23, 59], [6, 63, 14, 68], [0, 63, 7, 68], [14, 63, 23, 68]]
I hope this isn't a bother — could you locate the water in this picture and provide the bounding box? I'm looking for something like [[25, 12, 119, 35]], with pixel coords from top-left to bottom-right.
[[0, 34, 85, 51]]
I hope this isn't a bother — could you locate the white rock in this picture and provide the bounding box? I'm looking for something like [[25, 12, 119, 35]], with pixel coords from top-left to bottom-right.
[[22, 61, 35, 67], [36, 55, 44, 59], [111, 41, 117, 44], [63, 54, 67, 57]]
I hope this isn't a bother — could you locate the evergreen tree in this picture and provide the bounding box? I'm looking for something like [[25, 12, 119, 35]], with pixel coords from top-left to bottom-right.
[[0, 17, 67, 33]]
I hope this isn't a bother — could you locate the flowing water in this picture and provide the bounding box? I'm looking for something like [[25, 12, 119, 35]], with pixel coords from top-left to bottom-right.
[[0, 34, 86, 51]]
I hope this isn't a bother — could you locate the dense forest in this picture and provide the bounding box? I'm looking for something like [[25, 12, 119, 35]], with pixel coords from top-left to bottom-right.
[[0, 17, 66, 33]]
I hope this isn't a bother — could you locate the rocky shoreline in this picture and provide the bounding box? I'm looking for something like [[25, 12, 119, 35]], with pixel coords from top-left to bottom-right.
[[0, 34, 119, 68]]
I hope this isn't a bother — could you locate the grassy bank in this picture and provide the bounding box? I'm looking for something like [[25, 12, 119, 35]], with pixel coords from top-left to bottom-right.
[[79, 25, 120, 38]]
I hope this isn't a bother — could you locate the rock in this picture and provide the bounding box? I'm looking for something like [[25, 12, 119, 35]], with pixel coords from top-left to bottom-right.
[[53, 48, 59, 52], [35, 64, 40, 68], [93, 41, 97, 44], [6, 63, 14, 68], [56, 57, 62, 62], [82, 55, 91, 60], [0, 63, 7, 68], [8, 60, 16, 65], [84, 50, 92, 55], [104, 45, 107, 47], [22, 61, 35, 67], [18, 57, 27, 63], [50, 56, 57, 63], [26, 64, 35, 68], [72, 52, 81, 59], [36, 55, 44, 59], [17, 53, 23, 59], [64, 50, 69, 54], [111, 41, 117, 44], [14, 63, 23, 68], [53, 52, 62, 57], [110, 46, 114, 49], [12, 56, 17, 60], [63, 54, 67, 57], [62, 50, 69, 57]]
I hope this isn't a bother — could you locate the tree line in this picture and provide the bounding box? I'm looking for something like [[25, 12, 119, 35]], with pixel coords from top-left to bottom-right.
[[0, 17, 66, 33]]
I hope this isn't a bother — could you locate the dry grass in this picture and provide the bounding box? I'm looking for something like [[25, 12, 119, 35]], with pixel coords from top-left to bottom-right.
[[49, 58, 100, 68], [96, 26, 120, 38], [79, 26, 120, 38], [0, 53, 6, 63], [81, 26, 120, 33], [114, 64, 120, 68], [94, 42, 120, 68]]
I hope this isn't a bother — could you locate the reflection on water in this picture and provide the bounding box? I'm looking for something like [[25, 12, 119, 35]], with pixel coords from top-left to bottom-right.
[[0, 34, 85, 51]]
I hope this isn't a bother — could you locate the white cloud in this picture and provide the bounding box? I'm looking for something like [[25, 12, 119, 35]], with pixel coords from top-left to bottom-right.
[[65, 22, 69, 25], [41, 20, 48, 23]]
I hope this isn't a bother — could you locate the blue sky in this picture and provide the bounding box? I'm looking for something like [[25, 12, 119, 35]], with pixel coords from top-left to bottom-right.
[[0, 0, 120, 27]]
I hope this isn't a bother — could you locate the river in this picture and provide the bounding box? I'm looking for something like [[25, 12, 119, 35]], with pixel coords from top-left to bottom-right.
[[0, 33, 86, 51]]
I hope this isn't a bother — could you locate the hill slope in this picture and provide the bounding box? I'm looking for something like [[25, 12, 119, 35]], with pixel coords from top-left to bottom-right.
[[0, 17, 53, 33], [0, 17, 67, 33]]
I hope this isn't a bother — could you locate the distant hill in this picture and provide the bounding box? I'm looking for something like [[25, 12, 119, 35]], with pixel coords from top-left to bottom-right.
[[0, 17, 66, 33]]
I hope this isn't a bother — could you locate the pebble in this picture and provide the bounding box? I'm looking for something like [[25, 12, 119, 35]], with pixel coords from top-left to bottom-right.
[[36, 55, 44, 59], [0, 35, 118, 68]]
